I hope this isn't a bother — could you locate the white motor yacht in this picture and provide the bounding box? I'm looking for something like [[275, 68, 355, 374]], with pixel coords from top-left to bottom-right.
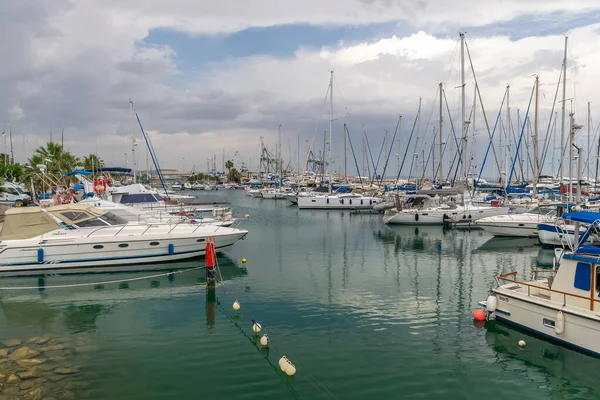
[[479, 211, 600, 356], [297, 193, 381, 209], [475, 206, 557, 237], [0, 204, 248, 274], [383, 195, 510, 225]]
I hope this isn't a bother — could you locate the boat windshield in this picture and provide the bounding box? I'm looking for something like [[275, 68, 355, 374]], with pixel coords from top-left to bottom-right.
[[75, 212, 128, 228], [529, 206, 555, 215]]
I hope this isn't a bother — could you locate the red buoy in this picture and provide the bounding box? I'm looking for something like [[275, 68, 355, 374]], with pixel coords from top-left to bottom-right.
[[205, 239, 215, 268], [473, 309, 486, 321]]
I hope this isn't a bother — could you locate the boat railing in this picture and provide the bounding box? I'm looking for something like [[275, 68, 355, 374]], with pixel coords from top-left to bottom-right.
[[496, 271, 600, 311], [84, 221, 212, 237]]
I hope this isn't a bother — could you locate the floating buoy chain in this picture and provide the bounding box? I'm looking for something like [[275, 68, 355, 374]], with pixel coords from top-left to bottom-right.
[[213, 259, 340, 400]]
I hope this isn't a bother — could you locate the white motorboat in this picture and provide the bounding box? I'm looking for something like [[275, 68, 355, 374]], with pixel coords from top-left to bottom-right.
[[261, 189, 287, 199], [247, 189, 263, 198], [382, 195, 510, 225], [479, 211, 600, 356], [0, 204, 248, 274], [297, 193, 381, 209], [538, 221, 587, 247], [475, 206, 557, 237]]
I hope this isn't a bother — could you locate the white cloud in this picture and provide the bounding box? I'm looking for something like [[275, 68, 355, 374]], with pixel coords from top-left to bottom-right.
[[2, 0, 600, 177]]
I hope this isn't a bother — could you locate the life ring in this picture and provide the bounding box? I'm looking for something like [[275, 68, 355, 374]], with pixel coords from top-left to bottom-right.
[[415, 213, 419, 222], [56, 190, 73, 205], [94, 180, 107, 194]]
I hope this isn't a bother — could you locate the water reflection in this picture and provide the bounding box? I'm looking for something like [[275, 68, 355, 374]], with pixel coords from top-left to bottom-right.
[[0, 255, 247, 334], [485, 321, 600, 398]]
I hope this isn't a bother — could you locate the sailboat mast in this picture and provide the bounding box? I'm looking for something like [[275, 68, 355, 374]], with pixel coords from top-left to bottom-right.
[[278, 124, 283, 188], [439, 82, 443, 184], [130, 101, 137, 183], [505, 85, 510, 190], [329, 70, 334, 194], [460, 33, 466, 185], [344, 124, 347, 183], [559, 36, 568, 184], [533, 75, 539, 198], [588, 102, 591, 179]]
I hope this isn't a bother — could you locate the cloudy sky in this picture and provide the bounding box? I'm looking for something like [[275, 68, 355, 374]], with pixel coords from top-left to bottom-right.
[[3, 0, 600, 179]]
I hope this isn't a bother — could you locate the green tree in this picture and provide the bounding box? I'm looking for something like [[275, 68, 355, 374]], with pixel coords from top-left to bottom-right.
[[83, 154, 105, 171], [22, 141, 81, 192], [228, 167, 242, 183]]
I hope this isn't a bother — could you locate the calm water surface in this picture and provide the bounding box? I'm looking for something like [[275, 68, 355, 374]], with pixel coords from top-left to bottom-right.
[[0, 190, 598, 399]]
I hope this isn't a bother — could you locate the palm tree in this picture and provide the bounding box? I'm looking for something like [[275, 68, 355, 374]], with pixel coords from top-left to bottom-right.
[[83, 154, 104, 171], [22, 141, 81, 194]]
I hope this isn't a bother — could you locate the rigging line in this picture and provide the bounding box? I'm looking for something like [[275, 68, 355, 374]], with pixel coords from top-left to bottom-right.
[[395, 113, 419, 184], [345, 125, 364, 186], [464, 39, 502, 178], [369, 133, 386, 186], [442, 89, 462, 185], [473, 89, 506, 196], [538, 63, 563, 175], [0, 267, 204, 290], [507, 82, 536, 187], [378, 115, 401, 186], [539, 110, 558, 176], [364, 130, 377, 181], [305, 83, 331, 172]]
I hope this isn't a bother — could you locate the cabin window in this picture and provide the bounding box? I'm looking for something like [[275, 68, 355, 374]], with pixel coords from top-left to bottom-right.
[[596, 266, 600, 292], [542, 318, 555, 328], [118, 243, 129, 248], [196, 239, 205, 242], [93, 245, 104, 249], [149, 242, 160, 246], [574, 262, 592, 291], [349, 200, 352, 205], [361, 200, 363, 205], [340, 199, 344, 204]]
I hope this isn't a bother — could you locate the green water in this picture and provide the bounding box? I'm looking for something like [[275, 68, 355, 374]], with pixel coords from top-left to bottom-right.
[[0, 190, 598, 399]]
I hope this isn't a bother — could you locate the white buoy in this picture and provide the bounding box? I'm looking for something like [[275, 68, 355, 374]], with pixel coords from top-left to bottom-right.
[[279, 356, 288, 371], [486, 293, 497, 313], [518, 340, 526, 347], [555, 310, 565, 335], [284, 360, 297, 376], [252, 322, 262, 333], [260, 334, 269, 347], [232, 300, 241, 311]]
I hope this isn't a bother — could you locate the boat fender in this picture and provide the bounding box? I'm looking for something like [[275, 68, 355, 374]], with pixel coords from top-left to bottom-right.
[[462, 215, 466, 220], [468, 214, 472, 220], [415, 213, 419, 222], [486, 293, 497, 313], [443, 213, 449, 222], [168, 243, 175, 255], [37, 248, 44, 263], [555, 310, 565, 335]]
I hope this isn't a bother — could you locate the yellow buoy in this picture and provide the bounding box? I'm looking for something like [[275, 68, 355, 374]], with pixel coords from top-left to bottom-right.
[[245, 214, 250, 220], [242, 258, 247, 264], [232, 300, 241, 311], [278, 356, 288, 371], [260, 334, 269, 347], [518, 340, 526, 347], [252, 322, 262, 333]]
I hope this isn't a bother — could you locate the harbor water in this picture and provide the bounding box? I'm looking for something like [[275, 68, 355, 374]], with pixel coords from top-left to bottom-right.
[[0, 190, 598, 399]]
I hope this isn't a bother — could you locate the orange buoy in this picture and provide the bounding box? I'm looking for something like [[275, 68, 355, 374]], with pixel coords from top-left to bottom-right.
[[473, 309, 486, 321]]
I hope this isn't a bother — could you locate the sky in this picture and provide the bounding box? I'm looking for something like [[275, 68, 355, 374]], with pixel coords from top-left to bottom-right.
[[3, 0, 600, 180]]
